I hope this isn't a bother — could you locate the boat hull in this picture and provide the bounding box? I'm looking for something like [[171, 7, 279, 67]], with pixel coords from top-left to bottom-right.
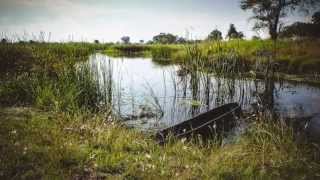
[[156, 103, 242, 143]]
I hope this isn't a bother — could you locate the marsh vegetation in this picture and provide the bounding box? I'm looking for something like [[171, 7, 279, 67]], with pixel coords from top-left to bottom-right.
[[1, 1, 320, 179], [1, 39, 320, 179]]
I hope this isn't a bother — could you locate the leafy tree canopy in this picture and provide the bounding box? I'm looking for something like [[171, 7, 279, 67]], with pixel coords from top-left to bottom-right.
[[152, 33, 178, 44], [1, 38, 7, 43], [121, 36, 130, 44], [227, 24, 244, 39], [240, 0, 320, 40], [152, 33, 186, 44], [207, 29, 223, 41]]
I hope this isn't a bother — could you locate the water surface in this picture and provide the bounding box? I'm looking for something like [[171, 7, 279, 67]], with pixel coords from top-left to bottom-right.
[[83, 54, 320, 131]]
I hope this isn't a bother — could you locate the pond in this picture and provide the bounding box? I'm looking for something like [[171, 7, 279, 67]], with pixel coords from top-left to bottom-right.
[[82, 53, 320, 131]]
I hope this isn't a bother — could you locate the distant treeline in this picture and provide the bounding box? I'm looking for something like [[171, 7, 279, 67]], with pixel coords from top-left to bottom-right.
[[2, 11, 320, 45]]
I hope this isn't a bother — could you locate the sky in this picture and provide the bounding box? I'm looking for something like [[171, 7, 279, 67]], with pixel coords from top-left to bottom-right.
[[0, 0, 311, 42]]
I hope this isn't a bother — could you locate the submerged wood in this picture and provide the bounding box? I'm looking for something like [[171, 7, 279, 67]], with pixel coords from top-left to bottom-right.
[[156, 103, 242, 143], [306, 114, 320, 141]]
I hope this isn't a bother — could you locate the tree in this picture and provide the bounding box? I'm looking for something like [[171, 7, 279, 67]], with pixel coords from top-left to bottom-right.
[[152, 33, 177, 44], [207, 29, 223, 41], [121, 36, 130, 44], [279, 21, 320, 38], [237, 32, 245, 39], [252, 35, 261, 40], [94, 40, 100, 44], [176, 37, 187, 44], [1, 38, 7, 43], [226, 24, 244, 39], [312, 11, 320, 24], [240, 0, 320, 40]]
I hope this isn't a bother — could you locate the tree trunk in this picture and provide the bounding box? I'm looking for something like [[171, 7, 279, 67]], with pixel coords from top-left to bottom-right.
[[269, 0, 283, 40], [269, 24, 278, 40]]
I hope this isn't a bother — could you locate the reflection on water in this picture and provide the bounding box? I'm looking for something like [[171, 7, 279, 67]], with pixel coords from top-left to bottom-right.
[[82, 53, 320, 130]]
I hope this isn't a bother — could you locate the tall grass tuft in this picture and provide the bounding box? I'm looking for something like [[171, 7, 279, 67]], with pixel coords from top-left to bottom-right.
[[105, 44, 151, 57], [33, 66, 102, 113], [0, 42, 106, 113]]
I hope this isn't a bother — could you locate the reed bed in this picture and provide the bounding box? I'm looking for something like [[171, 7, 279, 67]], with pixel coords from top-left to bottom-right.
[[105, 39, 320, 76], [105, 44, 151, 57], [0, 42, 107, 113]]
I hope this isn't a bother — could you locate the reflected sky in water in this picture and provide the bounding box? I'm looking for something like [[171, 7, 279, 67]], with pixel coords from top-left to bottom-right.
[[83, 54, 320, 130]]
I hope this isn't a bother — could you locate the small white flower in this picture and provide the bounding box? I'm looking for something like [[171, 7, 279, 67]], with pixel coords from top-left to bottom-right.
[[183, 146, 188, 150], [145, 154, 151, 159]]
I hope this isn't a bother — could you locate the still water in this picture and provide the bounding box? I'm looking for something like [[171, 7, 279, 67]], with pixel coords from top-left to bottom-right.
[[83, 53, 320, 131]]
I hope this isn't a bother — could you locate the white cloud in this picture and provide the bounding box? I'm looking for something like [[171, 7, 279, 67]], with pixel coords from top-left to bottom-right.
[[0, 0, 268, 42]]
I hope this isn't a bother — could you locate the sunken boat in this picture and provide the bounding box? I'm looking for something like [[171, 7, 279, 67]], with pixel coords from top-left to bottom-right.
[[156, 103, 242, 143]]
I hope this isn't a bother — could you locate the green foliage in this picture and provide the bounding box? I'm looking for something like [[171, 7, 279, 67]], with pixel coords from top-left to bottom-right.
[[0, 74, 36, 106], [227, 24, 244, 39], [33, 67, 101, 113], [241, 0, 320, 39], [105, 39, 320, 75], [153, 33, 177, 44], [1, 38, 7, 43], [0, 43, 107, 113], [105, 44, 151, 57], [0, 44, 34, 76], [121, 36, 130, 44], [152, 33, 186, 44], [151, 45, 181, 62], [252, 35, 261, 40], [207, 29, 223, 41], [280, 22, 320, 38], [0, 68, 101, 113]]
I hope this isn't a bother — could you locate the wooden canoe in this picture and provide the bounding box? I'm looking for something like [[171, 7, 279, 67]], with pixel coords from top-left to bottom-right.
[[155, 103, 242, 143]]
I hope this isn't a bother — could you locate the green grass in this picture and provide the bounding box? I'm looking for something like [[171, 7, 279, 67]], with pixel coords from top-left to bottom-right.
[[0, 67, 102, 113], [0, 42, 109, 76], [105, 44, 152, 57], [150, 45, 185, 63], [0, 107, 319, 179], [105, 44, 186, 62], [185, 39, 320, 75], [104, 40, 320, 75], [0, 42, 106, 113]]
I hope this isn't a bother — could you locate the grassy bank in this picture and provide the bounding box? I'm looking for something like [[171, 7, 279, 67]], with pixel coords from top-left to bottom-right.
[[0, 42, 109, 77], [199, 39, 320, 75], [105, 44, 152, 57], [105, 44, 186, 62], [105, 40, 320, 75], [0, 42, 107, 113], [1, 107, 319, 179]]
